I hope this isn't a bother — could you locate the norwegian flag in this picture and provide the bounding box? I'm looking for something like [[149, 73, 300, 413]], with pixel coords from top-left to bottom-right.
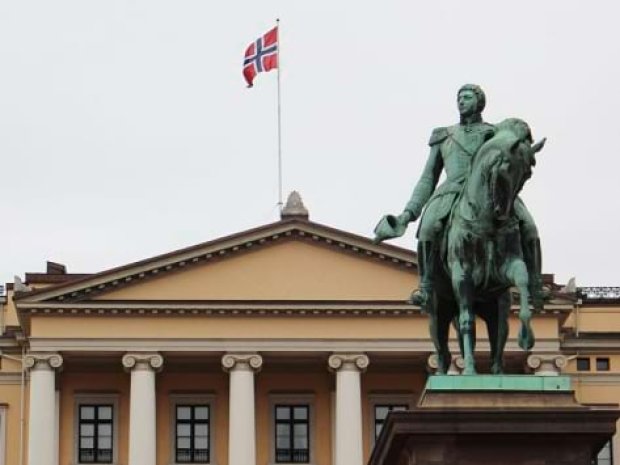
[[243, 26, 278, 87]]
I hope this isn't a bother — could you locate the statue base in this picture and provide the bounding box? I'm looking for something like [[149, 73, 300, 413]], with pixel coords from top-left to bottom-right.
[[369, 375, 619, 465]]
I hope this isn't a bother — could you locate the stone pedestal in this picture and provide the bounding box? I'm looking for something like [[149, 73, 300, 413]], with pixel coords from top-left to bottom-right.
[[369, 375, 619, 465]]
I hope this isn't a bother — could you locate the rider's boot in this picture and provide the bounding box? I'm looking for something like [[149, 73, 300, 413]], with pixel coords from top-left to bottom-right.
[[523, 237, 544, 311], [409, 241, 435, 312]]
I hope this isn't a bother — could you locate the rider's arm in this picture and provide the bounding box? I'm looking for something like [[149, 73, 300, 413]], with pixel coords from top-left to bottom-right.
[[401, 127, 447, 222]]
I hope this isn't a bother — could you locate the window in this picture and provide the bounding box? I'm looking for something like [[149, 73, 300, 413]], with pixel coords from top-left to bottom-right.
[[275, 405, 309, 463], [596, 358, 610, 372], [593, 440, 613, 465], [577, 357, 591, 371], [74, 394, 118, 465], [374, 404, 408, 440], [175, 405, 210, 463], [170, 395, 215, 465], [78, 405, 113, 463]]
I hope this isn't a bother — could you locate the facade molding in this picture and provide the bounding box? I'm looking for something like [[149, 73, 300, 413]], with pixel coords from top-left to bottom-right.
[[29, 337, 562, 353]]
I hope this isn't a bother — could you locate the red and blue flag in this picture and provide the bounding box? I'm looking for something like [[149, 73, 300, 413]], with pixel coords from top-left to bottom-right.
[[243, 26, 278, 88]]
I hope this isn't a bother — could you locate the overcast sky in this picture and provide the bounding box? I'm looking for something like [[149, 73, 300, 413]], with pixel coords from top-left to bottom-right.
[[1, 1, 618, 288]]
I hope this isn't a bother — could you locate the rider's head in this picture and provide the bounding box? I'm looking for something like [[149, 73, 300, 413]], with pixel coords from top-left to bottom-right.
[[457, 84, 486, 117]]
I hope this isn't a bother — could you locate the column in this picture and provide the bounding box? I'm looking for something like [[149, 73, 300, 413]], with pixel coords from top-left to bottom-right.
[[122, 353, 164, 465], [328, 353, 369, 465], [221, 353, 263, 465], [24, 353, 63, 465]]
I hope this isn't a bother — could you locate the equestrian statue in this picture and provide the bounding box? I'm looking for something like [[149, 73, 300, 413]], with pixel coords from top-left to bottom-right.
[[374, 84, 546, 375]]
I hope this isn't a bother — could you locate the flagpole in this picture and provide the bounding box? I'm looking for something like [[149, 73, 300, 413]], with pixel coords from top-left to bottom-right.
[[276, 18, 283, 211]]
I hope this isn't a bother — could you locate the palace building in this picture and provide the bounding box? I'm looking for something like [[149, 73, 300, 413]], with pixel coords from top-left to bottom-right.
[[0, 192, 618, 465]]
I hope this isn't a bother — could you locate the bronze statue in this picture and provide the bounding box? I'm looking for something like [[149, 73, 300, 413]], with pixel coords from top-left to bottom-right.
[[375, 85, 546, 374]]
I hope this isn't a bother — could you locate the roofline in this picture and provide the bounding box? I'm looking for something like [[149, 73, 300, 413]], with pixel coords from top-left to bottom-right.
[[14, 218, 417, 303]]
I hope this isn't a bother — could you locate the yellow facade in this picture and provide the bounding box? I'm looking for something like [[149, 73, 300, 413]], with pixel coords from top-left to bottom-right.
[[0, 212, 619, 465]]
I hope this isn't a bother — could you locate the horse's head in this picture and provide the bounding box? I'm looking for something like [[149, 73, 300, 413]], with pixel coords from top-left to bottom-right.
[[483, 118, 545, 221]]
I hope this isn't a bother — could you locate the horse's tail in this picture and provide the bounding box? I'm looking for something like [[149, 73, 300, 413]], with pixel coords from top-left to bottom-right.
[[518, 318, 535, 350]]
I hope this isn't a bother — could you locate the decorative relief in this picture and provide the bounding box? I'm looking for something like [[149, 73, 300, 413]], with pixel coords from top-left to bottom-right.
[[121, 353, 164, 372], [328, 353, 369, 372], [527, 354, 567, 376], [24, 353, 63, 371], [221, 353, 263, 372]]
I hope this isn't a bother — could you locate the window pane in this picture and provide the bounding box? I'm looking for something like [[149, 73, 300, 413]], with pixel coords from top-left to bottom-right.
[[80, 437, 94, 449], [99, 437, 112, 449], [80, 424, 95, 436], [177, 424, 191, 437], [97, 449, 112, 462], [177, 406, 191, 420], [375, 406, 389, 421], [293, 406, 308, 420], [276, 424, 290, 448], [80, 449, 95, 462], [293, 424, 308, 449], [98, 406, 113, 420], [98, 424, 112, 436], [376, 424, 383, 439], [195, 449, 209, 461], [176, 449, 191, 462], [276, 406, 290, 420], [177, 437, 191, 449], [195, 436, 209, 449], [195, 423, 209, 437], [80, 406, 95, 420], [194, 406, 209, 420]]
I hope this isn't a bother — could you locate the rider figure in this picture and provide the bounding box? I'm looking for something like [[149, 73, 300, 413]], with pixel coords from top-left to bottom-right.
[[392, 84, 543, 310]]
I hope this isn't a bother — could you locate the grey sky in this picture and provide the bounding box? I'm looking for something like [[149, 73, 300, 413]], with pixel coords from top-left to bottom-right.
[[1, 1, 618, 287]]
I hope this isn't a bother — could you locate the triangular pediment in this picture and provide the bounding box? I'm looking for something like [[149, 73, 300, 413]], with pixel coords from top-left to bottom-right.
[[15, 219, 418, 304]]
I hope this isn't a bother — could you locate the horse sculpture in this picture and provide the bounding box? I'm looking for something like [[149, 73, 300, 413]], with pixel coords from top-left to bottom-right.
[[430, 118, 546, 375]]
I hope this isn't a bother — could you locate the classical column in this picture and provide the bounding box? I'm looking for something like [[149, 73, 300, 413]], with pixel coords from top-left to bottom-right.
[[328, 353, 369, 465], [122, 353, 164, 465], [527, 353, 567, 376], [24, 353, 63, 465], [221, 353, 263, 465]]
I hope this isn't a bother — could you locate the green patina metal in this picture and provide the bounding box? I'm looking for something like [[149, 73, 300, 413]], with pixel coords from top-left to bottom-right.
[[375, 85, 546, 375], [426, 375, 571, 392]]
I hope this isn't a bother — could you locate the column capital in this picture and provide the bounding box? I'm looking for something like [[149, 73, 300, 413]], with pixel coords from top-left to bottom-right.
[[328, 353, 369, 372], [527, 353, 567, 376], [24, 352, 63, 371], [222, 353, 263, 373], [122, 353, 164, 372]]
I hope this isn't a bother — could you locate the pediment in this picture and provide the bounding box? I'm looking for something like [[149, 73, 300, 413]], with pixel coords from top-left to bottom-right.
[[15, 219, 417, 304]]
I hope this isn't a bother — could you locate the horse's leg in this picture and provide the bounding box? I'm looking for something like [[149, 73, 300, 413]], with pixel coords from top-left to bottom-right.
[[436, 296, 454, 374], [451, 262, 476, 375], [506, 260, 535, 350], [479, 302, 498, 374], [491, 292, 511, 374]]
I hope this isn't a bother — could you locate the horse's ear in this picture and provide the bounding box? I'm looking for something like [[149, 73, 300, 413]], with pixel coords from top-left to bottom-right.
[[532, 137, 546, 154]]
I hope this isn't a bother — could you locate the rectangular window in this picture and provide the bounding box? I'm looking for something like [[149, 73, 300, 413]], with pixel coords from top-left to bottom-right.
[[593, 440, 613, 465], [577, 357, 591, 371], [78, 404, 113, 463], [374, 404, 408, 440], [175, 405, 210, 463], [275, 404, 309, 463], [596, 358, 610, 372]]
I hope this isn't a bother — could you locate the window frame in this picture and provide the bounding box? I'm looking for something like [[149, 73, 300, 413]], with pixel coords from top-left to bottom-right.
[[268, 394, 315, 465], [0, 404, 7, 465], [596, 358, 611, 372], [73, 394, 119, 465], [169, 394, 216, 465], [368, 393, 414, 445], [576, 357, 591, 372]]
